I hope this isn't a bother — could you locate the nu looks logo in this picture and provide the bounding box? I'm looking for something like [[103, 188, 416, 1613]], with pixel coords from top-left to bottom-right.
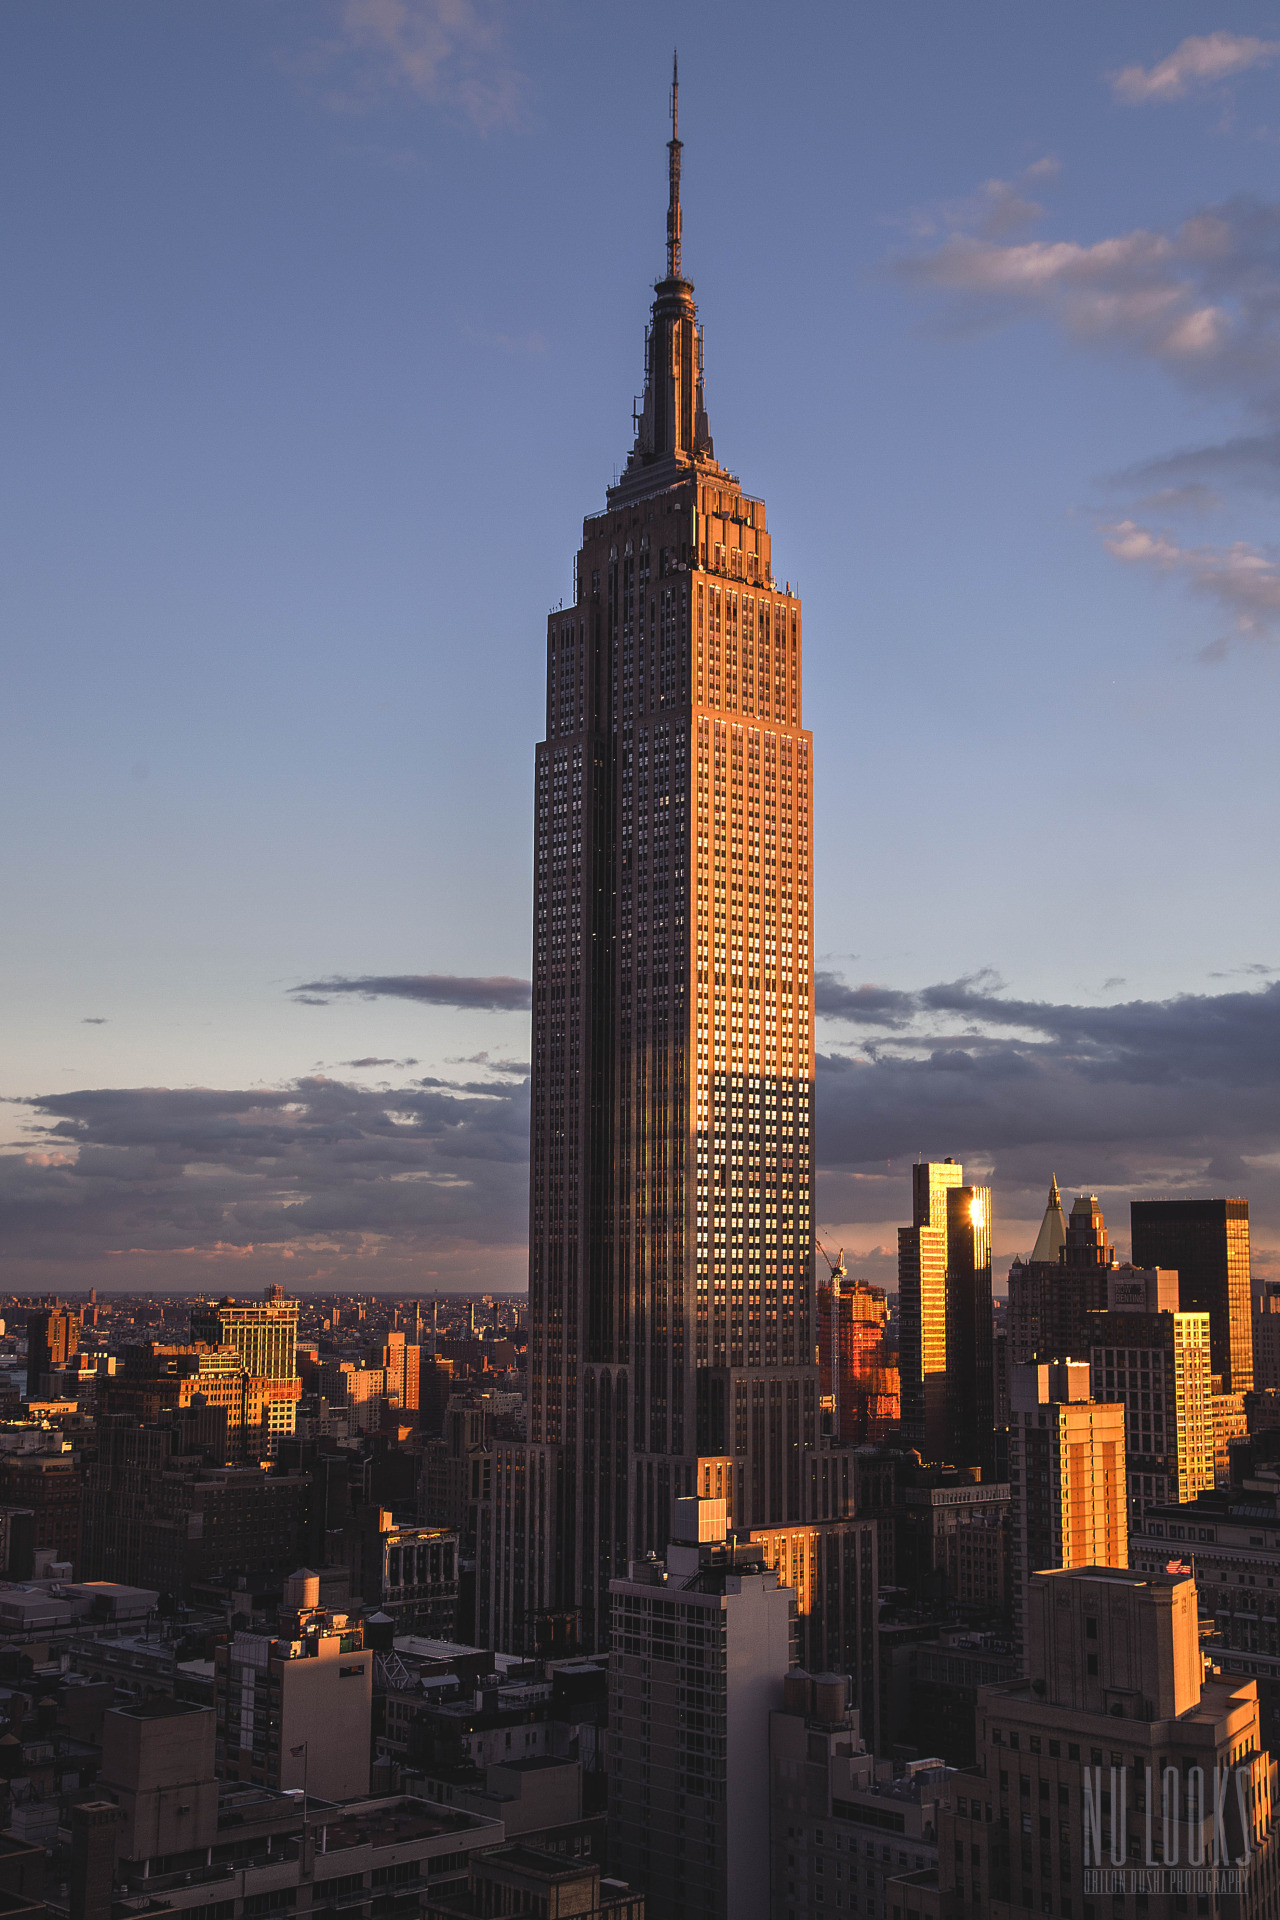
[[1081, 1764, 1261, 1897]]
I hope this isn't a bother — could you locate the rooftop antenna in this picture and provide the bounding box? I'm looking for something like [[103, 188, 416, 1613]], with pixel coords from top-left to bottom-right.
[[666, 50, 682, 280]]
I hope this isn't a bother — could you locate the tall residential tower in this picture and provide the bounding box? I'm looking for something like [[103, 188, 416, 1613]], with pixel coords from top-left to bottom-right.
[[490, 66, 831, 1653]]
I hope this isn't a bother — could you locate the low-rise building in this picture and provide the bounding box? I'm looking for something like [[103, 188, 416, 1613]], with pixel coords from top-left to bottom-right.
[[214, 1577, 372, 1802], [82, 1416, 311, 1597], [423, 1845, 642, 1920], [770, 1669, 950, 1920], [345, 1512, 458, 1637]]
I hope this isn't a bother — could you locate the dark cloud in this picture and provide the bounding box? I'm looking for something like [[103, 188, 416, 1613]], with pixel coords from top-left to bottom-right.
[[81, 1018, 108, 1026], [0, 1070, 530, 1292], [813, 974, 1280, 1272], [342, 1057, 420, 1069], [7, 976, 1280, 1290], [291, 974, 532, 1012]]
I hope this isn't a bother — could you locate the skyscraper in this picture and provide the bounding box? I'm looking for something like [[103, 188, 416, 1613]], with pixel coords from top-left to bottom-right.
[[608, 1497, 793, 1920], [945, 1183, 995, 1475], [1006, 1185, 1115, 1367], [491, 64, 826, 1654], [1130, 1196, 1253, 1392], [1008, 1361, 1126, 1650], [897, 1161, 992, 1472], [1086, 1263, 1214, 1522], [25, 1305, 79, 1394], [898, 1159, 963, 1460], [817, 1274, 898, 1444]]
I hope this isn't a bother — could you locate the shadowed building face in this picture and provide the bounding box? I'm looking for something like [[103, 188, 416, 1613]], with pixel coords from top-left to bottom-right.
[[1130, 1197, 1253, 1393]]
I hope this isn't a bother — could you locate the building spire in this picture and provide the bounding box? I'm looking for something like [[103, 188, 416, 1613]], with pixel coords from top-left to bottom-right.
[[612, 53, 714, 493], [1030, 1174, 1067, 1265], [666, 49, 682, 281]]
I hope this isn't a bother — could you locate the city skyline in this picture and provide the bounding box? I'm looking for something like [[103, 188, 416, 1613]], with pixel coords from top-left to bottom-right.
[[5, 4, 1280, 1295]]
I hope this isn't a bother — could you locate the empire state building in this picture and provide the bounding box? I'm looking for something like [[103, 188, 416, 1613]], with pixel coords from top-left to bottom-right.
[[488, 67, 866, 1668]]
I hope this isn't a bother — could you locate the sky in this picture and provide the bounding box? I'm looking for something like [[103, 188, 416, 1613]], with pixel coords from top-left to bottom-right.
[[4, 1, 1280, 1295]]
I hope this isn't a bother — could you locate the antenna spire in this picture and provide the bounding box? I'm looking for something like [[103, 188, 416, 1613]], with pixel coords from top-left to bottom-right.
[[666, 50, 682, 280]]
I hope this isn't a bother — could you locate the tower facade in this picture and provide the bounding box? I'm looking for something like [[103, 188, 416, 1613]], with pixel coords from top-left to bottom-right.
[[1130, 1196, 1253, 1392], [898, 1159, 963, 1461], [189, 1291, 299, 1380], [1008, 1361, 1126, 1650], [491, 69, 826, 1653]]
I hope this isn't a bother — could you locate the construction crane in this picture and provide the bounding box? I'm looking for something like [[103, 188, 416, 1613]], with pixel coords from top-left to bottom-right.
[[816, 1240, 846, 1442], [817, 1239, 846, 1285]]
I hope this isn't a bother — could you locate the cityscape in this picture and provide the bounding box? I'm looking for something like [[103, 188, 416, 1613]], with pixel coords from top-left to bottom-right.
[[6, 10, 1280, 1920]]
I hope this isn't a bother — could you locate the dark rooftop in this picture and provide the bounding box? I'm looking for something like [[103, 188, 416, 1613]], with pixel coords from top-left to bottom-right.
[[316, 1797, 495, 1851], [113, 1697, 209, 1721]]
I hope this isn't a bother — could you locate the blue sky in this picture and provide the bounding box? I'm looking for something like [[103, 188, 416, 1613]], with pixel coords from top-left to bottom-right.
[[4, 1, 1280, 1293]]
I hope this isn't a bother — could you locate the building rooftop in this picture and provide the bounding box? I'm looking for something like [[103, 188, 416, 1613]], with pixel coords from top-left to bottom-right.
[[312, 1797, 497, 1851], [478, 1843, 601, 1881], [111, 1697, 208, 1722]]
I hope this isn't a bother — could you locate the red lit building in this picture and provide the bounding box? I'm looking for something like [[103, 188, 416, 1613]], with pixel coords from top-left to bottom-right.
[[818, 1278, 899, 1445]]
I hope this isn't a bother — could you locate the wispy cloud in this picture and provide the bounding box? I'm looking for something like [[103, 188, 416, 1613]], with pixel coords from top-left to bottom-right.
[[1101, 519, 1280, 657], [1114, 430, 1280, 500], [895, 159, 1059, 242], [460, 316, 546, 358], [1109, 32, 1280, 105], [341, 1056, 421, 1068], [304, 0, 530, 133], [290, 972, 532, 1012], [892, 182, 1280, 640], [81, 1018, 108, 1026]]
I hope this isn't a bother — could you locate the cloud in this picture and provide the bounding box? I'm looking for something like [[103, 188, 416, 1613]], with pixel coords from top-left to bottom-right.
[[290, 973, 532, 1012], [813, 972, 1280, 1273], [893, 183, 1280, 640], [1115, 430, 1280, 500], [341, 1056, 420, 1068], [1101, 518, 1280, 655], [895, 160, 1059, 243], [0, 1069, 531, 1292], [305, 0, 530, 133], [81, 1018, 108, 1026], [894, 191, 1280, 411], [11, 968, 1280, 1290], [450, 1052, 530, 1075], [460, 317, 547, 357], [1132, 483, 1222, 515], [1109, 32, 1280, 105]]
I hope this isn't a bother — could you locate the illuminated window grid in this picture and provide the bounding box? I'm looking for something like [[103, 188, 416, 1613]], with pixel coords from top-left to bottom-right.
[[692, 595, 812, 1369]]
